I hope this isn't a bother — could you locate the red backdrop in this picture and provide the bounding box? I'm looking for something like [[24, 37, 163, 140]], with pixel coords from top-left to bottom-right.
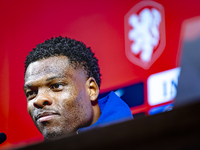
[[0, 0, 200, 149]]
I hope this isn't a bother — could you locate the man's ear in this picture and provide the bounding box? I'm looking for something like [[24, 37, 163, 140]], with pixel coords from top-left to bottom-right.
[[86, 77, 99, 102]]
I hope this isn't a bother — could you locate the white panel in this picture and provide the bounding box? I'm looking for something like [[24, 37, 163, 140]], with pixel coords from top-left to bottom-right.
[[147, 67, 181, 106]]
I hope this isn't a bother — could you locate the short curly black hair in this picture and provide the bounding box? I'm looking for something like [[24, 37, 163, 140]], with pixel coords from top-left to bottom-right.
[[25, 36, 101, 88]]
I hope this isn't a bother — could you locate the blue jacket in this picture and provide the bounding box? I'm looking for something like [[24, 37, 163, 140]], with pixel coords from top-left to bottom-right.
[[79, 91, 133, 132]]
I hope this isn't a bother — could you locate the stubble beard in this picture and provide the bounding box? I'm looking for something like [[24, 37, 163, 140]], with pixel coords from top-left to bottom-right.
[[42, 127, 64, 140]]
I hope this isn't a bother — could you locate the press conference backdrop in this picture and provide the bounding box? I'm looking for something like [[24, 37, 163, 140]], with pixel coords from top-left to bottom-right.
[[0, 0, 200, 149]]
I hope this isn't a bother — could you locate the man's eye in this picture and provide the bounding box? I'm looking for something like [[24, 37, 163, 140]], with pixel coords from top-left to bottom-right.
[[26, 91, 37, 98], [50, 83, 65, 90]]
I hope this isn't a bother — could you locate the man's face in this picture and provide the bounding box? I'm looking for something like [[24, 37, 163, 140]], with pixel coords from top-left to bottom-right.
[[24, 56, 94, 139]]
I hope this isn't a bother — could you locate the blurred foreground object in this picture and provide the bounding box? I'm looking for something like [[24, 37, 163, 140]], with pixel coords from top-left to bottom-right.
[[15, 100, 200, 150], [0, 133, 7, 144]]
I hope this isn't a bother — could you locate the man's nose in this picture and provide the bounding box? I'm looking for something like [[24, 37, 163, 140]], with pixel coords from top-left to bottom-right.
[[33, 91, 52, 108]]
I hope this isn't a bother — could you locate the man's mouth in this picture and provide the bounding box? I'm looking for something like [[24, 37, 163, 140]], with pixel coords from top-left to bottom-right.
[[36, 112, 60, 123]]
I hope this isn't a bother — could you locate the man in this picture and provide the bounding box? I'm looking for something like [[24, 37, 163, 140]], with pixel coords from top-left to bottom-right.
[[23, 36, 133, 140]]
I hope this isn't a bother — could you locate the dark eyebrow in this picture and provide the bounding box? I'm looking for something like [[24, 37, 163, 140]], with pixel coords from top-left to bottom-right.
[[23, 84, 32, 89], [23, 75, 67, 90]]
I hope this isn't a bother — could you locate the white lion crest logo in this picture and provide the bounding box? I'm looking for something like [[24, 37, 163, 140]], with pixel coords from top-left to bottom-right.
[[128, 8, 161, 62]]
